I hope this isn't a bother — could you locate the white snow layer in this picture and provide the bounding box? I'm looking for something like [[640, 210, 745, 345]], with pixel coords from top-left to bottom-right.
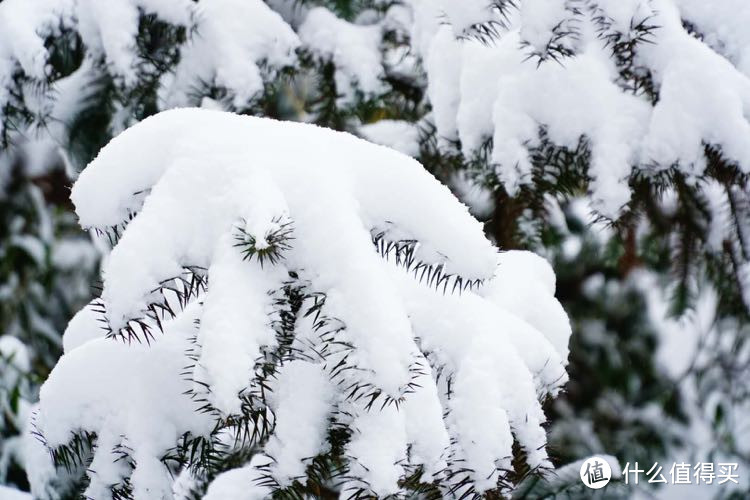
[[0, 486, 32, 500], [0, 0, 305, 172], [409, 0, 750, 217], [0, 0, 390, 135], [161, 0, 300, 109], [0, 0, 192, 90], [359, 120, 421, 157], [33, 108, 571, 497], [3, 0, 750, 216], [299, 7, 386, 104], [36, 303, 214, 499]]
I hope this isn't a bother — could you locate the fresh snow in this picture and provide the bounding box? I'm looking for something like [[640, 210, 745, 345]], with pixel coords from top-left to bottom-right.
[[0, 485, 32, 500], [3, 0, 750, 215], [409, 0, 750, 217], [2, 0, 750, 497], [160, 0, 300, 109], [32, 108, 571, 497], [202, 456, 272, 500], [36, 303, 214, 499], [359, 120, 421, 157], [299, 7, 386, 104]]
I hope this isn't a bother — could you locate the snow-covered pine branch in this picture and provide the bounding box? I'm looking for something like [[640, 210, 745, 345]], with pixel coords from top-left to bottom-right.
[[29, 109, 571, 499], [4, 0, 750, 243], [415, 0, 750, 215], [0, 0, 399, 153], [405, 0, 750, 314]]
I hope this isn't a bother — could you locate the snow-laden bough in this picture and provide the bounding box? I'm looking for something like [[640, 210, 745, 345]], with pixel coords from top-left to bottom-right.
[[31, 108, 571, 499], [413, 0, 750, 218]]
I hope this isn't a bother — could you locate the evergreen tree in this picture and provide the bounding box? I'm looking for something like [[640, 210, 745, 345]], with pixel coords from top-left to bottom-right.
[[30, 109, 571, 498], [1, 0, 749, 498]]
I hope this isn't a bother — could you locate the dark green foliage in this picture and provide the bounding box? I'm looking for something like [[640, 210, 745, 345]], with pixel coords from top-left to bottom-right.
[[234, 217, 294, 268], [624, 146, 750, 319], [532, 203, 686, 472], [372, 229, 484, 293], [592, 7, 659, 99], [93, 267, 207, 344], [453, 0, 517, 43]]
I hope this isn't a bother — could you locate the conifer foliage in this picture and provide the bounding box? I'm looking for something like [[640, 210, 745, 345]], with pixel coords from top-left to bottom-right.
[[411, 0, 750, 317], [30, 109, 571, 498], [3, 0, 750, 315], [2, 0, 750, 498]]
